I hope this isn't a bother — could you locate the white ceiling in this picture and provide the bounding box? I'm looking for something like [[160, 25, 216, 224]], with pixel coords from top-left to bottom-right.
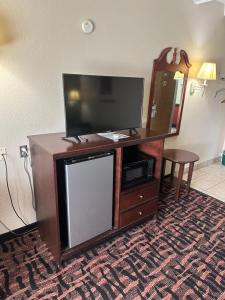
[[193, 0, 225, 15]]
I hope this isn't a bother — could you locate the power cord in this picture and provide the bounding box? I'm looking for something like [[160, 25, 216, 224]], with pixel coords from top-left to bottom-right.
[[0, 220, 35, 237], [1, 154, 28, 226], [19, 146, 36, 210], [23, 155, 36, 210]]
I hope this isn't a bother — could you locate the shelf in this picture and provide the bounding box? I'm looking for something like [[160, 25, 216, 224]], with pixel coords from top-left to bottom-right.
[[121, 178, 158, 194]]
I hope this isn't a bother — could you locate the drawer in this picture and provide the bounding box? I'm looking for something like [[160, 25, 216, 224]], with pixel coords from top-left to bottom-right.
[[120, 181, 159, 211], [120, 200, 158, 228]]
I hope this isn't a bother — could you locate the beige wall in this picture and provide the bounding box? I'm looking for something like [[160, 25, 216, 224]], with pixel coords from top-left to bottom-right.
[[0, 0, 225, 233]]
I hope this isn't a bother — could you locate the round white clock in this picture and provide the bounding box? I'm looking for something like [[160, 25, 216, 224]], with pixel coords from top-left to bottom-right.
[[82, 20, 94, 34]]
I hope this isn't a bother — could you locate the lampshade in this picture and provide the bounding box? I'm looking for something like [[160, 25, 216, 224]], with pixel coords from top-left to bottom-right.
[[197, 62, 216, 80], [174, 71, 184, 80]]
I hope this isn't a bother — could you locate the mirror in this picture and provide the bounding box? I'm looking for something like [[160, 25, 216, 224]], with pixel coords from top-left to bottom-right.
[[146, 48, 191, 136]]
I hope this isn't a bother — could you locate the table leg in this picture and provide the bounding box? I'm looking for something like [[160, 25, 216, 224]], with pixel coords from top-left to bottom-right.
[[186, 162, 194, 194], [176, 163, 184, 201], [160, 158, 166, 190], [171, 162, 176, 182]]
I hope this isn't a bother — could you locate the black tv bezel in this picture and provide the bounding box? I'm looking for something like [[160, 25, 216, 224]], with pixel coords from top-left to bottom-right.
[[63, 73, 144, 138]]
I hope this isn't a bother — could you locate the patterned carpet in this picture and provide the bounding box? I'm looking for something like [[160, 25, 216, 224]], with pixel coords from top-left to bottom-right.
[[0, 185, 225, 300]]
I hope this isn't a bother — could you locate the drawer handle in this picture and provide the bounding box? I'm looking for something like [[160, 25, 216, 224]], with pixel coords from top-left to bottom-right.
[[139, 195, 144, 199], [138, 211, 143, 216]]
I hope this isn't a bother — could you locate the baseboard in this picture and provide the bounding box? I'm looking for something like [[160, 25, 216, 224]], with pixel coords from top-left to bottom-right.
[[0, 222, 38, 243], [181, 156, 220, 174], [194, 156, 221, 171], [173, 156, 221, 176]]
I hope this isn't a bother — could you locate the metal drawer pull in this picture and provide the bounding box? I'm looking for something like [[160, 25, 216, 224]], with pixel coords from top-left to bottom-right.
[[138, 211, 143, 216], [139, 195, 144, 199]]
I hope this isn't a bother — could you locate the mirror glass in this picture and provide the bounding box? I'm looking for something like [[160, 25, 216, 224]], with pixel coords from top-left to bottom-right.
[[151, 70, 184, 134]]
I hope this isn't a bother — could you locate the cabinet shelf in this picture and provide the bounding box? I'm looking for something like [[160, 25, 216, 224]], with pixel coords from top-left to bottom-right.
[[121, 178, 158, 196]]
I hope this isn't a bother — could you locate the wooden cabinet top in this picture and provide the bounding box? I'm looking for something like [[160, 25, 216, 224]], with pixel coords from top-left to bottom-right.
[[28, 129, 165, 160]]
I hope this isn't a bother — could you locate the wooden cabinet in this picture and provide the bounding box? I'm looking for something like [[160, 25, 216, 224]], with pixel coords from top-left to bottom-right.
[[120, 181, 159, 212], [120, 181, 158, 227], [120, 200, 158, 228], [28, 129, 164, 262]]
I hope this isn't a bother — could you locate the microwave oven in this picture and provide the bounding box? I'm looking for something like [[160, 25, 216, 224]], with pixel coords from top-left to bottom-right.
[[122, 150, 155, 189]]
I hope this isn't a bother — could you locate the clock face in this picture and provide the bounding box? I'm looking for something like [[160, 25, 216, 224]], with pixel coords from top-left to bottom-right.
[[82, 20, 94, 34]]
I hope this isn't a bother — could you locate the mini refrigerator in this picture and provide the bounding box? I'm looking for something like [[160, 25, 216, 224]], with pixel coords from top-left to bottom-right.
[[64, 151, 114, 248]]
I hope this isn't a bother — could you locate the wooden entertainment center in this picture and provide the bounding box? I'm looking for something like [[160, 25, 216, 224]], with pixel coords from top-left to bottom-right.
[[28, 48, 191, 263], [28, 129, 165, 263]]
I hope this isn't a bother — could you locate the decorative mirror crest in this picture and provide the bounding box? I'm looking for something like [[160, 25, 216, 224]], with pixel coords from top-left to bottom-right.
[[156, 47, 191, 69]]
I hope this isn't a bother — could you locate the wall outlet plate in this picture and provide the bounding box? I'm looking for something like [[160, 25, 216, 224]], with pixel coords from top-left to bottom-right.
[[0, 147, 7, 160]]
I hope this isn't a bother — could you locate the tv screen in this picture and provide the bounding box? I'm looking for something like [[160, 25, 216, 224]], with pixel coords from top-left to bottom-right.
[[63, 74, 144, 137]]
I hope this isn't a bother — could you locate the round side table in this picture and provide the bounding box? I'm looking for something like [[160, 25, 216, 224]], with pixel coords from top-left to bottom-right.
[[162, 149, 199, 201]]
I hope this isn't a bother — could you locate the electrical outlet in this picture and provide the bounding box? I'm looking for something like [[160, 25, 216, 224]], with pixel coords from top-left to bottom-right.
[[20, 145, 28, 158], [0, 147, 7, 160]]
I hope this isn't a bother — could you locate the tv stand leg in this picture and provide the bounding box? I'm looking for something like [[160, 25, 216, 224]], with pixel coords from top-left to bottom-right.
[[129, 128, 138, 135], [62, 136, 88, 144], [74, 136, 82, 143]]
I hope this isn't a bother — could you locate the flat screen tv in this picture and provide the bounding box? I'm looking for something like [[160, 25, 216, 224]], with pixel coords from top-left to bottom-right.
[[63, 74, 144, 137]]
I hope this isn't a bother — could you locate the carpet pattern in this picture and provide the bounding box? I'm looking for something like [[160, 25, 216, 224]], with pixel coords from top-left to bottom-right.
[[0, 186, 225, 299]]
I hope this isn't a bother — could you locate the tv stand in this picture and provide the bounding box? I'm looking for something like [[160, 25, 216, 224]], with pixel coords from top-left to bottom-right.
[[28, 129, 165, 263]]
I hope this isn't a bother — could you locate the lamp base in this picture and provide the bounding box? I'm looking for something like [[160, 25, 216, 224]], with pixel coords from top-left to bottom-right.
[[190, 80, 207, 96]]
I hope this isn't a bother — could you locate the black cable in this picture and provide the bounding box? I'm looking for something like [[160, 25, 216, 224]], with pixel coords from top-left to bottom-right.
[[1, 154, 28, 226], [23, 156, 36, 210], [0, 220, 35, 237]]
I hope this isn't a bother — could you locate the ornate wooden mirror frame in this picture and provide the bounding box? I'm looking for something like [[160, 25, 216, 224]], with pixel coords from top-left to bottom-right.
[[146, 47, 191, 137]]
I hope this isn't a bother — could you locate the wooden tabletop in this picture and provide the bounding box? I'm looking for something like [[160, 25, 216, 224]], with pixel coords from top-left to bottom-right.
[[28, 128, 166, 160], [163, 149, 199, 163]]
